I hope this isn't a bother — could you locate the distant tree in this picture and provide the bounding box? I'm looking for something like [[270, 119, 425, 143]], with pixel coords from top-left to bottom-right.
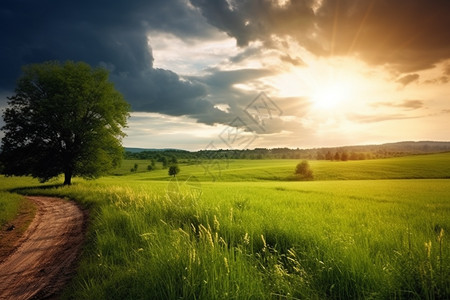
[[168, 164, 180, 177], [0, 61, 129, 185], [161, 156, 169, 169], [325, 151, 333, 161], [169, 155, 177, 164], [294, 160, 314, 180], [334, 152, 341, 161], [147, 159, 156, 171], [316, 152, 325, 160], [130, 163, 138, 172], [341, 151, 348, 161]]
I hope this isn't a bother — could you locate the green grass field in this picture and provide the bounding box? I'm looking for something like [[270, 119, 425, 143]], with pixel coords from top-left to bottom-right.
[[2, 152, 450, 299], [113, 152, 450, 181]]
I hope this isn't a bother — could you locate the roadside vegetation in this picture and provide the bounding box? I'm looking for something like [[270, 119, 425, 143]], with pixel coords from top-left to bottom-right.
[[0, 177, 40, 228], [0, 177, 39, 258], [2, 152, 449, 299]]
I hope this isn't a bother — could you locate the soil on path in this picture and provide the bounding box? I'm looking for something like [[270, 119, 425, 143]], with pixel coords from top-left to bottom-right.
[[0, 196, 87, 300]]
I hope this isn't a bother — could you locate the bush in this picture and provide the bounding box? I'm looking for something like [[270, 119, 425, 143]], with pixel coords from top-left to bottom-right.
[[294, 160, 313, 180]]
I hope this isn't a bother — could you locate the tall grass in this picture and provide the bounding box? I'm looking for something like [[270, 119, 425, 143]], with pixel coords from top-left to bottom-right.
[[20, 178, 450, 299]]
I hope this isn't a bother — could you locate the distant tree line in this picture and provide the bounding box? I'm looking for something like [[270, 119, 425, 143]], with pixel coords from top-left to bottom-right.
[[125, 150, 194, 161], [317, 150, 367, 161], [124, 141, 450, 162]]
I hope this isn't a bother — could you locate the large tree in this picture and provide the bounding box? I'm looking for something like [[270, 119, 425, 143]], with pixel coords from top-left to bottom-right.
[[0, 61, 130, 185]]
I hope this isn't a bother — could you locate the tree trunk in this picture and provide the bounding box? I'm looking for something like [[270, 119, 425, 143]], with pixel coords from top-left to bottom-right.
[[63, 170, 72, 185]]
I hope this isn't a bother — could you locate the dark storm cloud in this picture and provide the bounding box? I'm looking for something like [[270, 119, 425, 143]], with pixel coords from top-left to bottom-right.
[[112, 68, 209, 116], [191, 0, 450, 73], [0, 0, 223, 118], [186, 68, 278, 127], [190, 0, 316, 47], [197, 68, 275, 92]]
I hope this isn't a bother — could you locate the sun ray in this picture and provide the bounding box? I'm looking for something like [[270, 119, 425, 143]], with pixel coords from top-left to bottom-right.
[[347, 0, 376, 55]]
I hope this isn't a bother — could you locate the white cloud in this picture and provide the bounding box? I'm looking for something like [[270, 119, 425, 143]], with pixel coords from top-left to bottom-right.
[[124, 112, 222, 150], [147, 32, 238, 75]]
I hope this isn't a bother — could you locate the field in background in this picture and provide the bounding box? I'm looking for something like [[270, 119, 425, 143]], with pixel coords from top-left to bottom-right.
[[1, 152, 450, 299], [112, 152, 450, 181]]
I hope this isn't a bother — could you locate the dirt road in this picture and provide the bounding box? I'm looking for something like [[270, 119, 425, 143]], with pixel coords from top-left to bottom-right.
[[0, 196, 87, 299]]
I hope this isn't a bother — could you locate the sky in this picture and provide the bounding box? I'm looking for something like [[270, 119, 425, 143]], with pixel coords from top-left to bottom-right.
[[1, 0, 449, 151]]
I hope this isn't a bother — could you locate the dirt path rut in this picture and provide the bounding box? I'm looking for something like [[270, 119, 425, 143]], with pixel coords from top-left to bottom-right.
[[0, 196, 86, 299]]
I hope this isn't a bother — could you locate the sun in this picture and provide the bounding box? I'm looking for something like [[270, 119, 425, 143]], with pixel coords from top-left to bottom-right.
[[310, 81, 351, 110], [261, 56, 372, 115]]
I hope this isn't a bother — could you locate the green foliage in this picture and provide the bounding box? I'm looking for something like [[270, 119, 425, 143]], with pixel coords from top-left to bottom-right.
[[168, 164, 180, 177], [160, 156, 169, 169], [0, 61, 130, 185], [130, 163, 138, 172], [169, 155, 178, 164], [146, 159, 156, 171], [294, 160, 314, 180], [125, 142, 450, 161]]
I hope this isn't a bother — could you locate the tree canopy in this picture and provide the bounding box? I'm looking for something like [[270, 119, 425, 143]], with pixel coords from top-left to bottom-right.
[[168, 165, 180, 177], [0, 61, 130, 185]]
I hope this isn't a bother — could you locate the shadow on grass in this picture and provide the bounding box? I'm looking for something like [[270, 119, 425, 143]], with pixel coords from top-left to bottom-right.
[[9, 183, 70, 195]]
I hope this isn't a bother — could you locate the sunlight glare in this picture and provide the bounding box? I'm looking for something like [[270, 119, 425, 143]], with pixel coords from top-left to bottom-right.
[[311, 81, 351, 110]]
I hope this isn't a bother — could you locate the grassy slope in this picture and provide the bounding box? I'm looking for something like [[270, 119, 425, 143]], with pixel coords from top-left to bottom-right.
[[9, 152, 448, 299]]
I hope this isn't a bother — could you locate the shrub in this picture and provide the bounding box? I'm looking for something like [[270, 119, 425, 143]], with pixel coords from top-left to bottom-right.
[[294, 160, 313, 180]]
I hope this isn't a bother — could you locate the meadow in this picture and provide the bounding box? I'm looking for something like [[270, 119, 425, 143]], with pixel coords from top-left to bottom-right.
[[1, 153, 450, 299], [112, 152, 450, 181]]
